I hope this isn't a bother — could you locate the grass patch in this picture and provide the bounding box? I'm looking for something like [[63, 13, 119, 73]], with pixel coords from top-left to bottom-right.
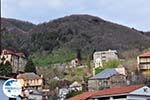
[[32, 47, 76, 66]]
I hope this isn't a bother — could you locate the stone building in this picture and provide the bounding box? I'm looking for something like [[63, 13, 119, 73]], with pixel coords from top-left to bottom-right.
[[88, 67, 127, 91]]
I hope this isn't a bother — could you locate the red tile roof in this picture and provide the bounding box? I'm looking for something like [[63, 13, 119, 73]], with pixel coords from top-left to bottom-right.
[[68, 91, 96, 100], [92, 84, 144, 97], [2, 49, 16, 55], [2, 49, 25, 57], [68, 84, 144, 100], [139, 52, 150, 57], [15, 52, 24, 56]]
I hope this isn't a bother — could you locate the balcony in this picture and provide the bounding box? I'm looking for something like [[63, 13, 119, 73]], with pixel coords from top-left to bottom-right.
[[139, 64, 150, 70]]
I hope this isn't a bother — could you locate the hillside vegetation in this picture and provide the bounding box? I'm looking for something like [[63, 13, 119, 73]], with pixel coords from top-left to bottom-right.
[[1, 15, 150, 65]]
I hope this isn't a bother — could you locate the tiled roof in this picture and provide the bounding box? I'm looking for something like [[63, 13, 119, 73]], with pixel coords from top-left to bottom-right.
[[2, 49, 16, 55], [15, 52, 25, 57], [139, 52, 150, 57], [90, 68, 117, 80], [68, 84, 144, 100], [91, 84, 144, 98], [68, 91, 96, 100], [17, 73, 41, 80], [2, 49, 25, 57]]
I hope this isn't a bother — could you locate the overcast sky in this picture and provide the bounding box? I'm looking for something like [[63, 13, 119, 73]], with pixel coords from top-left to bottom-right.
[[1, 0, 150, 31]]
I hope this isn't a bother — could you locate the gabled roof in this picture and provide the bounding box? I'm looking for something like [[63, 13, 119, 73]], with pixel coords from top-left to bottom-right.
[[139, 52, 150, 57], [90, 68, 117, 80], [68, 91, 96, 100], [2, 49, 16, 55], [1, 49, 26, 57], [91, 84, 145, 98], [68, 84, 145, 100], [17, 73, 41, 80], [15, 52, 25, 57]]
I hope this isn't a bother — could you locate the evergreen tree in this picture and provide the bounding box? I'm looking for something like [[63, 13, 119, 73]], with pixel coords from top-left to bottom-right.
[[0, 61, 12, 76], [76, 49, 81, 60], [86, 55, 91, 72], [24, 58, 36, 73]]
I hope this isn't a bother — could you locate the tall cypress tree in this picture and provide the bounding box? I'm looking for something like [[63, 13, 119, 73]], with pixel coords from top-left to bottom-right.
[[24, 58, 36, 73], [76, 49, 81, 60]]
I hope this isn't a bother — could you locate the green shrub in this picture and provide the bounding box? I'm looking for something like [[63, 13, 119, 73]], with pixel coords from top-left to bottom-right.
[[95, 60, 120, 74], [66, 90, 82, 99]]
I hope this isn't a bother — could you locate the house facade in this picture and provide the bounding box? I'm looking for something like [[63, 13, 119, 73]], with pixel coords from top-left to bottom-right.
[[0, 49, 27, 72], [88, 67, 127, 91], [17, 72, 43, 90], [93, 50, 118, 67], [137, 52, 150, 74]]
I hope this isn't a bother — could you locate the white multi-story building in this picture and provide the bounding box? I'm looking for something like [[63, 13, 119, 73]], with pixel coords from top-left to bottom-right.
[[93, 50, 118, 67], [137, 52, 150, 74], [0, 49, 27, 72]]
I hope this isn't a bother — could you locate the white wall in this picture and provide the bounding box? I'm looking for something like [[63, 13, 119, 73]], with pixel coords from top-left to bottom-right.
[[94, 96, 149, 100], [127, 95, 150, 100], [93, 97, 127, 100], [130, 86, 150, 96]]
